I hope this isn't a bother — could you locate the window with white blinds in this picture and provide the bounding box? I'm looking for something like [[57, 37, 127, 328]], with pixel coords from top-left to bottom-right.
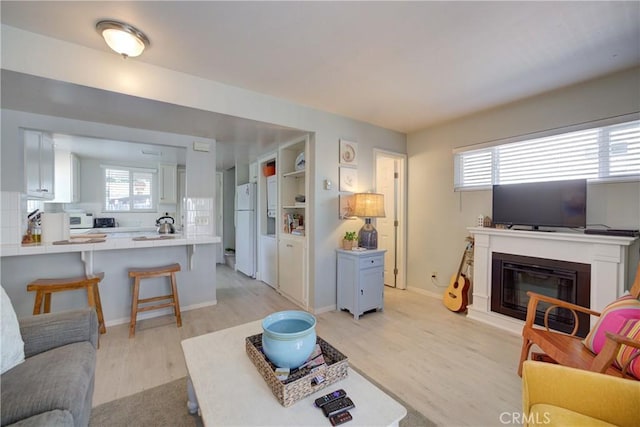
[[454, 119, 640, 190], [104, 167, 155, 212]]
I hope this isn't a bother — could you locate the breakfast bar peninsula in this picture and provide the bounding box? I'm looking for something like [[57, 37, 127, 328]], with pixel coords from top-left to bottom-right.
[[1, 232, 220, 326]]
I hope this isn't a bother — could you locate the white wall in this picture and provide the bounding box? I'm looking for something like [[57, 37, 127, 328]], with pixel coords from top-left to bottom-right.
[[1, 25, 406, 312], [407, 67, 640, 295]]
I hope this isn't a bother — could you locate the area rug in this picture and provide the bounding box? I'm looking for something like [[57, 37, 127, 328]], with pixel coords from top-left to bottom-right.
[[90, 373, 435, 427]]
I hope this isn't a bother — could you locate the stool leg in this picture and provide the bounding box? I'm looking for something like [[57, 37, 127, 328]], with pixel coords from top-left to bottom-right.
[[32, 290, 44, 315], [43, 292, 52, 313], [170, 272, 182, 328], [129, 277, 141, 338], [86, 282, 96, 308], [93, 283, 106, 334]]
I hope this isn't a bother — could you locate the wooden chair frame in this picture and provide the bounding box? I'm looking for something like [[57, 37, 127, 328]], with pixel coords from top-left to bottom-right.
[[518, 262, 640, 379]]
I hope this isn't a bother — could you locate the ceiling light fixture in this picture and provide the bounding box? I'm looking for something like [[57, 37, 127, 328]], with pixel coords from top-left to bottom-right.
[[96, 20, 150, 58]]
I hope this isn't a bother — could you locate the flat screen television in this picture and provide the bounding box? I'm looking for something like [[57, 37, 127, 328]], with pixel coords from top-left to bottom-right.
[[492, 179, 587, 229]]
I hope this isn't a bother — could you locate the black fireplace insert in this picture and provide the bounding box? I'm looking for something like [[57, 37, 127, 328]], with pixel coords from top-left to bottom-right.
[[491, 253, 591, 337]]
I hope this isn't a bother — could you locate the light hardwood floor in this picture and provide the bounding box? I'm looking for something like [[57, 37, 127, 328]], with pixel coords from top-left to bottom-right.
[[94, 265, 523, 426]]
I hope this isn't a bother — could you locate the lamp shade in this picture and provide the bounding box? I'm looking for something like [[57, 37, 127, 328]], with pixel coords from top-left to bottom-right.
[[351, 193, 385, 218]]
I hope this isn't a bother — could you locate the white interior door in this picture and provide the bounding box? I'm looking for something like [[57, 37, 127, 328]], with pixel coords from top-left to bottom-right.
[[375, 150, 407, 289]]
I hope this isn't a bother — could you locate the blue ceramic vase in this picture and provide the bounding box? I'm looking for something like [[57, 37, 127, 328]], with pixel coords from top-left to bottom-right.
[[261, 310, 317, 369]]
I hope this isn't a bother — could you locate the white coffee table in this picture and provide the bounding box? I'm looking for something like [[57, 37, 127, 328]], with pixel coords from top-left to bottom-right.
[[181, 320, 407, 426]]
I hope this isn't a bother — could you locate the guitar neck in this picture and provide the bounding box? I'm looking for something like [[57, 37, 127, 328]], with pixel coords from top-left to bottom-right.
[[454, 241, 474, 282]]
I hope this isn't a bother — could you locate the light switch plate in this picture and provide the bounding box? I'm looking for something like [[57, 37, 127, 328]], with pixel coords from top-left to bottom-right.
[[195, 216, 210, 225]]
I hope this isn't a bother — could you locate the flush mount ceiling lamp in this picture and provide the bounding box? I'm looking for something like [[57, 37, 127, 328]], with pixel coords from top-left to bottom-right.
[[96, 20, 150, 58]]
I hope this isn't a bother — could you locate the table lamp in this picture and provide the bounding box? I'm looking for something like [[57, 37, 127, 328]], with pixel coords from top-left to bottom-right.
[[351, 192, 386, 249]]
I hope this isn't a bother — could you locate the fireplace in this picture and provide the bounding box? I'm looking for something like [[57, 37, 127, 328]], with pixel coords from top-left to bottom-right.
[[468, 227, 637, 335], [491, 253, 591, 337]]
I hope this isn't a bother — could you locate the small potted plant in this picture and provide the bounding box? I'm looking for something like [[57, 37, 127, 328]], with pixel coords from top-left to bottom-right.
[[343, 231, 358, 250]]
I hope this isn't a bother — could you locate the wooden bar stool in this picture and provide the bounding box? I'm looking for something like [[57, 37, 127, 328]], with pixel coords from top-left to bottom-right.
[[27, 272, 106, 334], [128, 263, 182, 338]]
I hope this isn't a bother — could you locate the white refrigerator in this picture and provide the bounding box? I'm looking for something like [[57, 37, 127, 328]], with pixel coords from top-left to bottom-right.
[[235, 183, 256, 277]]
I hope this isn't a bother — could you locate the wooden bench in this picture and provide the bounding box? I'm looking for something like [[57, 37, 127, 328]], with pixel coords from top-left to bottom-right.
[[518, 262, 640, 379]]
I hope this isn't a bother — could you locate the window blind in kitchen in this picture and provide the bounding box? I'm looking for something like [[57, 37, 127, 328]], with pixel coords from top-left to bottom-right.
[[104, 167, 155, 212]]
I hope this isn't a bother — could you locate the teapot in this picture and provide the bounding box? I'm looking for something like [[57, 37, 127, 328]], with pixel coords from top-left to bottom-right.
[[156, 213, 176, 234]]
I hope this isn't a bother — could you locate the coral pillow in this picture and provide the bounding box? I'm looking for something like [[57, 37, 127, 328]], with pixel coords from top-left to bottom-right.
[[615, 318, 640, 379], [583, 294, 640, 354]]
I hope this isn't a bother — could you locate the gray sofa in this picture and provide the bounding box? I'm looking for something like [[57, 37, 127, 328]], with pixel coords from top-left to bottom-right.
[[1, 308, 98, 427]]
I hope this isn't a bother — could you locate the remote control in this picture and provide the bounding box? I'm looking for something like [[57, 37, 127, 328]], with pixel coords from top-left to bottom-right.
[[330, 410, 353, 426], [314, 389, 346, 408], [322, 397, 355, 418]]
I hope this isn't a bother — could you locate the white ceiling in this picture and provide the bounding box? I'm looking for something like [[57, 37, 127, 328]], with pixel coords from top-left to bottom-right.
[[1, 1, 639, 150]]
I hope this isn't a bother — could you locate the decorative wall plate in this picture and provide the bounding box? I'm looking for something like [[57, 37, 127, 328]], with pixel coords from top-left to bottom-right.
[[339, 139, 358, 166]]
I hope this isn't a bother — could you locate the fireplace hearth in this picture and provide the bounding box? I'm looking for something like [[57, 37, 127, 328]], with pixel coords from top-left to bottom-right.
[[491, 252, 591, 337]]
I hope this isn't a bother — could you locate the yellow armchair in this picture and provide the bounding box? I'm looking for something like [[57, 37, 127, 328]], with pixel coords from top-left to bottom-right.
[[522, 361, 640, 427]]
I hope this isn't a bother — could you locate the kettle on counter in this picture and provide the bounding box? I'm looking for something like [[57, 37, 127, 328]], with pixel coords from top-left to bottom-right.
[[156, 213, 176, 234]]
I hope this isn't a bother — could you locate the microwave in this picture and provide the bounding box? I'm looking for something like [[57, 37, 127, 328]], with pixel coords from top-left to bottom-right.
[[69, 213, 93, 229]]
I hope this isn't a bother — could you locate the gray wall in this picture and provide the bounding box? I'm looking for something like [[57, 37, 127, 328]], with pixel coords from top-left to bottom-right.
[[407, 67, 640, 295]]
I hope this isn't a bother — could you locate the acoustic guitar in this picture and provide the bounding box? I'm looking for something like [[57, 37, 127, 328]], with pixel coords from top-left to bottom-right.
[[443, 241, 473, 312]]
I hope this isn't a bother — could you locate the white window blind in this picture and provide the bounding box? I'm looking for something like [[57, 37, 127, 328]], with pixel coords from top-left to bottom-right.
[[454, 119, 640, 190], [104, 167, 155, 212]]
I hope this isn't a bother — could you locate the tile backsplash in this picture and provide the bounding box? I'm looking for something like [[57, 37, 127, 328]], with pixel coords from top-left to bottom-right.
[[1, 192, 29, 244], [184, 197, 214, 236]]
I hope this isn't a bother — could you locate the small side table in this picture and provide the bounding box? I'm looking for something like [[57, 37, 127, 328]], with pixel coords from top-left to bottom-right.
[[336, 248, 386, 319]]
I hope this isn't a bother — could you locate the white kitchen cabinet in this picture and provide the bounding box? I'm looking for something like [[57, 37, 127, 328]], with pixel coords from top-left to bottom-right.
[[278, 235, 307, 307], [259, 235, 277, 288], [336, 249, 386, 319], [158, 163, 177, 204], [267, 175, 277, 212], [48, 151, 80, 203], [24, 130, 55, 199]]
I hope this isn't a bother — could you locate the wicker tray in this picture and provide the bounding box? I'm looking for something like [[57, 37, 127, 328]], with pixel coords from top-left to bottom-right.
[[245, 333, 349, 407]]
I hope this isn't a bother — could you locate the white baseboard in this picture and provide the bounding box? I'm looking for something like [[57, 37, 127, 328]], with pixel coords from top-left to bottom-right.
[[105, 299, 218, 327]]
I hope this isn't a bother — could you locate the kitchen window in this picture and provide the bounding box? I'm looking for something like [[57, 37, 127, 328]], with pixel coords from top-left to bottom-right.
[[453, 116, 640, 190], [103, 166, 156, 212]]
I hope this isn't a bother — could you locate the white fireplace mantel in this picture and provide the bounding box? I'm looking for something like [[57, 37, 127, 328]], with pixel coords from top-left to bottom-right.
[[467, 227, 640, 334]]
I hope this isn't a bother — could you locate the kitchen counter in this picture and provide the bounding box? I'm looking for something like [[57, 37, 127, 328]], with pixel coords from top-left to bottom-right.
[[1, 233, 220, 256]]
